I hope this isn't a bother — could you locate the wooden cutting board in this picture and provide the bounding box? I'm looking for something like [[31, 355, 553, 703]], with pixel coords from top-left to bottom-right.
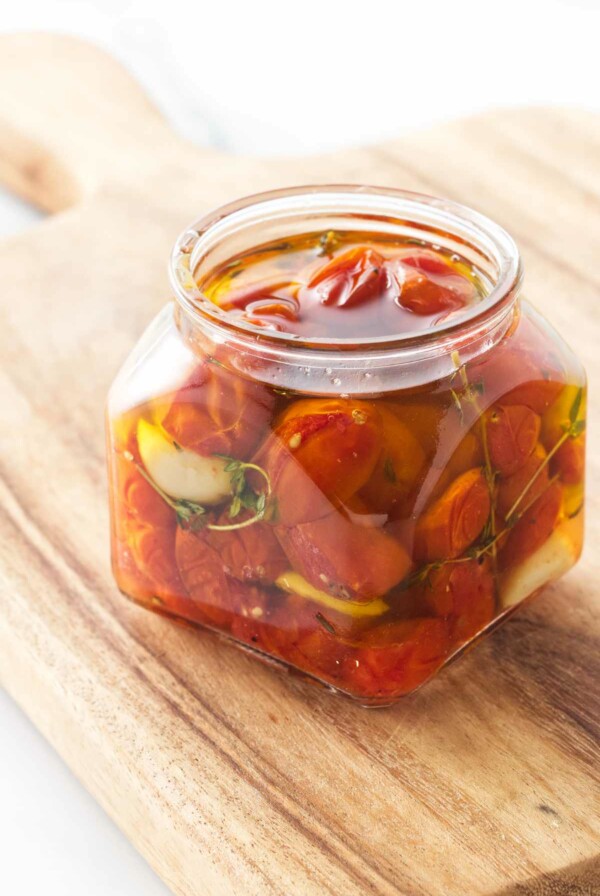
[[0, 33, 598, 896]]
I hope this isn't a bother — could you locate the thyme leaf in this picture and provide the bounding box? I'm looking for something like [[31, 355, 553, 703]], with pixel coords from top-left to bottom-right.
[[123, 450, 273, 533], [315, 612, 336, 634], [569, 387, 583, 425], [383, 457, 397, 484], [317, 230, 339, 257]]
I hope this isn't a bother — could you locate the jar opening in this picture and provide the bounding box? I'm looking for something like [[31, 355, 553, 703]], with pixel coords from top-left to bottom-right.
[[169, 185, 523, 357]]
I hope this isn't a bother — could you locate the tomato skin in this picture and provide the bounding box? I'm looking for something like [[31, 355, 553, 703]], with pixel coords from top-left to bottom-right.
[[400, 250, 455, 277], [175, 526, 271, 630], [420, 559, 496, 646], [469, 314, 565, 415], [501, 482, 563, 568], [259, 398, 382, 526], [396, 270, 470, 316], [344, 618, 450, 699], [496, 443, 549, 519], [415, 468, 491, 562], [388, 400, 446, 458], [250, 593, 353, 682], [276, 510, 411, 601], [487, 404, 541, 477], [301, 246, 392, 309], [205, 519, 288, 585], [359, 404, 426, 516], [112, 453, 184, 602], [429, 429, 485, 505], [503, 377, 564, 416], [161, 358, 274, 458], [553, 437, 585, 485]]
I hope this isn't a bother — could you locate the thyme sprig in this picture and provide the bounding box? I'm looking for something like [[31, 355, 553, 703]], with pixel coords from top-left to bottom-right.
[[504, 386, 585, 522], [123, 451, 272, 532], [450, 350, 499, 571], [400, 386, 585, 592], [209, 456, 272, 531]]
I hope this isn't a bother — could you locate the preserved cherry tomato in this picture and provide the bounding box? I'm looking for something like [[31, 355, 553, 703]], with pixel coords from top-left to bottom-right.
[[249, 593, 354, 683], [300, 246, 394, 308], [496, 443, 549, 519], [415, 468, 491, 562], [259, 398, 382, 525], [204, 517, 288, 584], [175, 526, 270, 630], [470, 313, 565, 414], [395, 267, 472, 316], [388, 399, 446, 458], [344, 618, 450, 700], [161, 357, 274, 457], [420, 559, 496, 646], [359, 404, 426, 516], [113, 454, 183, 602], [487, 404, 541, 476], [428, 428, 484, 505], [553, 437, 585, 485], [276, 508, 411, 601], [501, 482, 563, 568]]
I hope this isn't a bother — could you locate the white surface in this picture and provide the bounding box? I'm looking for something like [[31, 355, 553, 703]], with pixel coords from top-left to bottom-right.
[[1, 1, 600, 893]]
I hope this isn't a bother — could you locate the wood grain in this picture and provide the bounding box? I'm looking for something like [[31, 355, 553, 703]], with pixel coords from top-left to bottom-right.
[[0, 33, 598, 896]]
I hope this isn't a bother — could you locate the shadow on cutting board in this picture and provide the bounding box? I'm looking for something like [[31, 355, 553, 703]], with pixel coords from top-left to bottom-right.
[[497, 855, 600, 895]]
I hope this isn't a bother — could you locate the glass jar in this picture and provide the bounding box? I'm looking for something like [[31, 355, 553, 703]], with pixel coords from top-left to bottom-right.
[[106, 186, 586, 706]]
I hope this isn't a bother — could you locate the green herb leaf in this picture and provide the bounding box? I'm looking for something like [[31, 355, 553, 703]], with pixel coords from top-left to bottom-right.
[[569, 387, 583, 425], [571, 419, 586, 438], [315, 612, 336, 634], [383, 457, 397, 484], [229, 495, 242, 518]]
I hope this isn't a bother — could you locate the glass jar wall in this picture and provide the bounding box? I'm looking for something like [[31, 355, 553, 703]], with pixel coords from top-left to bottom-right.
[[106, 187, 585, 705]]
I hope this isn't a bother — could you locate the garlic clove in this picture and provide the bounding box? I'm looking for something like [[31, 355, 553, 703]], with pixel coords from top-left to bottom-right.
[[500, 525, 577, 609], [137, 418, 232, 505]]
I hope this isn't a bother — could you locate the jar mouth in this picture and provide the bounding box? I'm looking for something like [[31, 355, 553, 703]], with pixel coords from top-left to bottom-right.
[[169, 185, 523, 354]]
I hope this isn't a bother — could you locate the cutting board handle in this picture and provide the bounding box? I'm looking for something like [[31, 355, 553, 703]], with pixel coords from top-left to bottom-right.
[[0, 33, 190, 212]]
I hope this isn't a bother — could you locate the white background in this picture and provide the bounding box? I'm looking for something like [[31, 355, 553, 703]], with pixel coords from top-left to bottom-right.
[[1, 1, 599, 893]]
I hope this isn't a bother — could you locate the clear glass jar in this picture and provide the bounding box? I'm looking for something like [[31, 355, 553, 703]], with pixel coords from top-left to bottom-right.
[[106, 186, 586, 706]]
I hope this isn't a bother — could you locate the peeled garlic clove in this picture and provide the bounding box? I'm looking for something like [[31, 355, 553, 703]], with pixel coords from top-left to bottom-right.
[[137, 418, 232, 505], [500, 526, 577, 608]]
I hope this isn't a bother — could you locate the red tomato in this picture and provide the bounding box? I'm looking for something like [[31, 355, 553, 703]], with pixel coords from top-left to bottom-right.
[[252, 593, 354, 683], [400, 249, 455, 276], [428, 429, 485, 505], [553, 436, 585, 485], [469, 313, 565, 415], [496, 443, 549, 520], [175, 527, 269, 630], [421, 559, 496, 646], [501, 482, 563, 568], [276, 509, 411, 601], [161, 357, 274, 458], [388, 399, 446, 459], [414, 467, 491, 562], [300, 246, 394, 309], [205, 516, 288, 584], [258, 398, 382, 525], [217, 278, 300, 331], [487, 404, 541, 476], [344, 618, 450, 700], [113, 454, 184, 602], [396, 269, 471, 316], [358, 404, 426, 516]]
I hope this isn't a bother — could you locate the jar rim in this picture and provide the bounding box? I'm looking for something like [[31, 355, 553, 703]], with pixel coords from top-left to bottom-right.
[[168, 184, 523, 356]]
